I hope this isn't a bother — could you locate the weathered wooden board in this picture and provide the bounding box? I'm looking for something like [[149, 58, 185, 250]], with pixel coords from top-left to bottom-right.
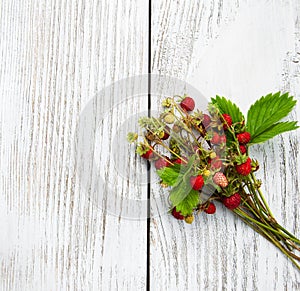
[[0, 0, 148, 290], [150, 0, 300, 290], [1, 0, 300, 290]]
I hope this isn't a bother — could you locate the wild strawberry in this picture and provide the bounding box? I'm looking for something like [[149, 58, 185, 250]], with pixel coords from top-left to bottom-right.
[[173, 157, 187, 165], [193, 145, 199, 152], [180, 96, 195, 111], [164, 113, 175, 124], [141, 149, 153, 159], [172, 124, 181, 133], [213, 172, 228, 187], [161, 126, 170, 140], [223, 193, 241, 210], [204, 202, 216, 214], [235, 157, 252, 176], [184, 215, 194, 224], [210, 152, 217, 159], [203, 169, 211, 177], [172, 207, 184, 220], [239, 145, 247, 154], [162, 132, 169, 140], [202, 114, 211, 128], [211, 132, 221, 144], [190, 175, 204, 190], [237, 132, 251, 144], [219, 135, 226, 144], [222, 114, 232, 130], [210, 156, 222, 170], [251, 159, 259, 172], [155, 157, 171, 170]]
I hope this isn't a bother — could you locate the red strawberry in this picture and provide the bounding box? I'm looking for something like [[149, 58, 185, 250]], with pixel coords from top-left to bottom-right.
[[219, 135, 227, 144], [190, 175, 204, 190], [180, 97, 195, 111], [162, 132, 169, 140], [210, 156, 222, 170], [211, 132, 221, 144], [222, 114, 232, 130], [141, 149, 153, 159], [237, 132, 251, 144], [213, 172, 228, 187], [155, 157, 171, 170], [161, 126, 170, 140], [172, 207, 184, 220], [235, 157, 252, 176], [223, 193, 241, 210], [173, 157, 188, 165], [239, 145, 247, 154], [204, 202, 216, 214], [202, 114, 211, 128]]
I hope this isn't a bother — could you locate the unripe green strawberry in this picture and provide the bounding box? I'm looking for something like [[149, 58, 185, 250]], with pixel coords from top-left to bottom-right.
[[204, 202, 216, 214], [164, 113, 175, 124], [235, 157, 252, 176], [184, 215, 194, 224], [213, 172, 228, 187], [190, 175, 204, 190], [210, 152, 217, 159], [223, 193, 241, 209], [180, 97, 195, 111], [222, 113, 232, 130], [237, 132, 251, 144], [203, 169, 211, 177], [251, 159, 260, 172]]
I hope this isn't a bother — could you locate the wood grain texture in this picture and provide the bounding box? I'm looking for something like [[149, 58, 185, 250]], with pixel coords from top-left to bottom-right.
[[1, 0, 300, 290], [0, 0, 148, 290], [151, 0, 300, 290]]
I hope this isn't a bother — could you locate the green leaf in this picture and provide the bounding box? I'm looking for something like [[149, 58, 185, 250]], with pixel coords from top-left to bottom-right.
[[175, 190, 199, 216], [170, 182, 199, 216], [246, 92, 297, 141], [211, 95, 245, 123], [181, 155, 196, 183], [169, 180, 191, 206], [250, 121, 299, 144], [161, 154, 201, 215], [156, 164, 181, 186], [156, 155, 196, 186]]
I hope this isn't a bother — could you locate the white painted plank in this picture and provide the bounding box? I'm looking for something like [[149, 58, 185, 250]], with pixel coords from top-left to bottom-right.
[[0, 0, 148, 290], [151, 1, 300, 290]]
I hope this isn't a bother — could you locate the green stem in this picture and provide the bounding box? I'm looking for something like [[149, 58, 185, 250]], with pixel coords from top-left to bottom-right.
[[233, 208, 300, 269], [250, 172, 274, 218], [234, 208, 300, 244]]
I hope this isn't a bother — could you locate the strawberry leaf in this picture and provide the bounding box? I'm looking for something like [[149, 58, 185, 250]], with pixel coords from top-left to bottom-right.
[[246, 92, 298, 143], [210, 95, 245, 123], [167, 155, 200, 215], [170, 181, 199, 216], [156, 164, 181, 186], [249, 121, 299, 144]]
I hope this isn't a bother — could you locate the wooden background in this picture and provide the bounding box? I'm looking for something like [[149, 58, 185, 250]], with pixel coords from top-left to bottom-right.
[[0, 0, 299, 290]]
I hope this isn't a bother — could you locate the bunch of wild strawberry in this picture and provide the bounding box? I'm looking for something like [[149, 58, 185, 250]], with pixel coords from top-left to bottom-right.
[[128, 95, 258, 223], [128, 92, 300, 270]]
